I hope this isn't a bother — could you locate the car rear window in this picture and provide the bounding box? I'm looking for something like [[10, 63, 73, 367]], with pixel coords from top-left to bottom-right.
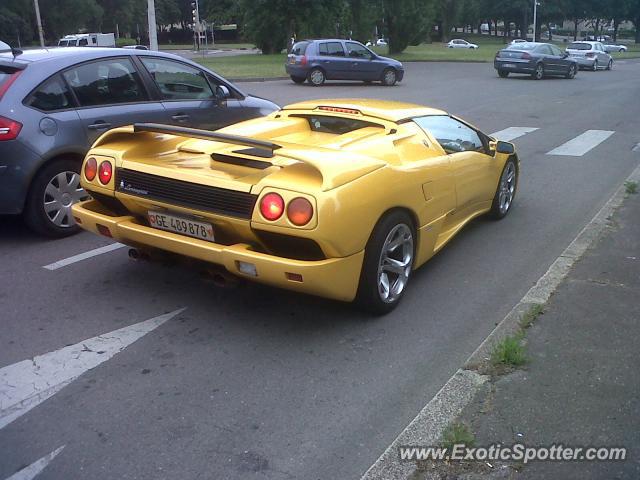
[[291, 42, 309, 55], [506, 43, 537, 50], [568, 43, 591, 50], [26, 75, 74, 111], [294, 115, 382, 135]]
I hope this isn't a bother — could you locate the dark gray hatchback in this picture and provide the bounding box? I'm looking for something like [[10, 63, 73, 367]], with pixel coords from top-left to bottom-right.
[[285, 39, 404, 86], [0, 46, 278, 237]]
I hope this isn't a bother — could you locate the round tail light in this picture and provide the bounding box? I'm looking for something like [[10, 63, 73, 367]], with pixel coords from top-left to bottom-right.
[[98, 161, 113, 185], [84, 157, 97, 181], [287, 197, 313, 226], [260, 192, 284, 221]]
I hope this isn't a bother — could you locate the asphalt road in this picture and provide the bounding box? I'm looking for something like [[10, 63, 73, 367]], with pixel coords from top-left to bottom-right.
[[1, 60, 639, 480]]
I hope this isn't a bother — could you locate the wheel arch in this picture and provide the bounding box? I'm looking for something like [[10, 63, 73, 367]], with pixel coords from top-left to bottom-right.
[[23, 151, 85, 209]]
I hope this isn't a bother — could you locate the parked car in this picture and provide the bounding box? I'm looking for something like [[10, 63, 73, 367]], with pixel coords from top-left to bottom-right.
[[366, 38, 388, 47], [565, 41, 613, 71], [494, 42, 578, 79], [0, 40, 11, 52], [122, 45, 149, 50], [447, 39, 479, 49], [509, 39, 527, 45], [72, 99, 520, 313], [285, 39, 404, 86], [0, 47, 278, 237], [603, 43, 627, 53]]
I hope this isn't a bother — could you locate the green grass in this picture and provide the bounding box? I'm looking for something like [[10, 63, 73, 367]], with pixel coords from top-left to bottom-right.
[[625, 181, 638, 194], [160, 42, 255, 51], [197, 54, 286, 78], [490, 333, 527, 367], [441, 422, 475, 449]]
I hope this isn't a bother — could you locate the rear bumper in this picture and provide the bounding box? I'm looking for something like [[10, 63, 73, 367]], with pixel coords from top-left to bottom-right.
[[72, 199, 364, 302], [0, 140, 43, 215], [494, 60, 535, 74], [285, 64, 309, 78], [571, 57, 596, 68]]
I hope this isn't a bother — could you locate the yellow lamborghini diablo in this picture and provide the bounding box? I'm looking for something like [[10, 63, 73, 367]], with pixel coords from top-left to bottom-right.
[[72, 99, 519, 313]]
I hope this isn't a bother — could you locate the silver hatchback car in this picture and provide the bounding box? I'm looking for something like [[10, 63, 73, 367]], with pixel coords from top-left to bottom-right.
[[565, 41, 613, 71]]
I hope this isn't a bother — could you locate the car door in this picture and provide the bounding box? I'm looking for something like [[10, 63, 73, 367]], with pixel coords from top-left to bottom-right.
[[595, 43, 609, 64], [413, 115, 496, 212], [316, 41, 350, 80], [548, 44, 569, 72], [536, 44, 557, 73], [138, 56, 226, 130], [62, 57, 166, 145], [345, 41, 379, 80]]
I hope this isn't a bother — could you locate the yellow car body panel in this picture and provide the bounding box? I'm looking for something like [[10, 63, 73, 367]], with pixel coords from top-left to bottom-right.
[[72, 99, 518, 303]]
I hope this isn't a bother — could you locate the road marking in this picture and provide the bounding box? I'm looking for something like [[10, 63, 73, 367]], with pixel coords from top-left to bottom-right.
[[4, 446, 65, 480], [0, 308, 185, 430], [547, 130, 615, 156], [42, 243, 126, 270], [490, 127, 539, 142]]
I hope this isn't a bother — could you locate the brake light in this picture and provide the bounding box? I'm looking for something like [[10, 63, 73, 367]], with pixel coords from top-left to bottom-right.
[[287, 197, 313, 226], [586, 52, 595, 58], [522, 52, 531, 60], [84, 157, 97, 181], [300, 55, 307, 65], [318, 106, 361, 115], [0, 70, 22, 100], [0, 116, 22, 141], [260, 193, 284, 221], [98, 160, 112, 184]]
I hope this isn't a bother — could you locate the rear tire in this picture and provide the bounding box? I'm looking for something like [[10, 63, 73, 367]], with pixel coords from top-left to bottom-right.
[[498, 70, 509, 78], [290, 75, 305, 84], [592, 60, 598, 71], [606, 59, 613, 70], [24, 158, 90, 237], [532, 63, 544, 80], [381, 68, 397, 86], [308, 68, 325, 86], [356, 211, 415, 315]]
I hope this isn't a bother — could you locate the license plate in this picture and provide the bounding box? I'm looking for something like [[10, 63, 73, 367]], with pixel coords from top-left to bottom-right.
[[502, 63, 516, 68], [289, 57, 295, 64], [148, 211, 215, 242]]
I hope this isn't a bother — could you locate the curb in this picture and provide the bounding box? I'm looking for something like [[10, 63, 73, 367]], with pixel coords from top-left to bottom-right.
[[230, 76, 289, 83], [361, 162, 640, 480]]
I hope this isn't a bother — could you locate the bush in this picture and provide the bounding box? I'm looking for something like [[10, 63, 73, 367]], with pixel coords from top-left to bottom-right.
[[116, 37, 137, 47]]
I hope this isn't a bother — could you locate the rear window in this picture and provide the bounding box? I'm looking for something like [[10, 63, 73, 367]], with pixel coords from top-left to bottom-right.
[[506, 43, 538, 51], [291, 42, 309, 55], [26, 75, 74, 111], [294, 115, 382, 135], [568, 43, 591, 50]]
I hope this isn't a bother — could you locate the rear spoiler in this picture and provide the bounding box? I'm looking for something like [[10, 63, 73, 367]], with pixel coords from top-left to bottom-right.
[[133, 123, 281, 156], [0, 59, 27, 70]]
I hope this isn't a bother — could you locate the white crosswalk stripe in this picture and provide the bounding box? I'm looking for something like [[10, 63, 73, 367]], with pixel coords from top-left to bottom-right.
[[547, 130, 615, 157], [490, 127, 539, 142]]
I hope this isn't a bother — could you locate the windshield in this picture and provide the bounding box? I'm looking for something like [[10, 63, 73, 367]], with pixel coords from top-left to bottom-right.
[[567, 43, 591, 50]]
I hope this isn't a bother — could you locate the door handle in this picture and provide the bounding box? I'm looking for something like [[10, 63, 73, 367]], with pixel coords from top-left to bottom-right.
[[87, 121, 111, 130], [171, 114, 189, 121]]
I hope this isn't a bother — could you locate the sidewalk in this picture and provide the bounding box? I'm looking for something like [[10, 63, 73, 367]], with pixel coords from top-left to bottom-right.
[[436, 192, 639, 479]]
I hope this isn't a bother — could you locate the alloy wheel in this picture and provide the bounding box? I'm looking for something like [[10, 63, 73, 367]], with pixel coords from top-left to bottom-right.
[[377, 224, 413, 303], [43, 171, 89, 228], [498, 162, 516, 215]]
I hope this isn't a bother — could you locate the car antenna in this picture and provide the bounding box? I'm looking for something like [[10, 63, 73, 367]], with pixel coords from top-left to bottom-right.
[[11, 47, 23, 59]]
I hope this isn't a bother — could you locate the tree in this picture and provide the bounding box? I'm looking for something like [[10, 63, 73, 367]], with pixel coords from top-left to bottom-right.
[[384, 0, 433, 53]]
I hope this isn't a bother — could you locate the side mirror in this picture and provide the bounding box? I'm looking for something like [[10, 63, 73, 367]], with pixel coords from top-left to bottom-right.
[[495, 140, 515, 155], [215, 85, 230, 101]]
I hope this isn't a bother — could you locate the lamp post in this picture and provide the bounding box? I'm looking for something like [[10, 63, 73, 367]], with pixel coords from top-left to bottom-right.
[[533, 0, 537, 41], [147, 0, 158, 51], [33, 0, 45, 47]]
